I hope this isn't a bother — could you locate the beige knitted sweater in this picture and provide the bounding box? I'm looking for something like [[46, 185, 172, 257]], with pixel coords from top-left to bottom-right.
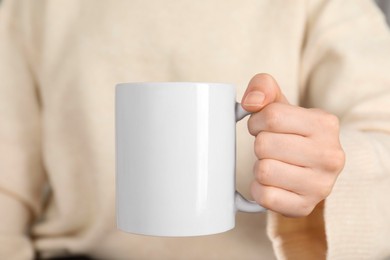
[[1, 0, 390, 259]]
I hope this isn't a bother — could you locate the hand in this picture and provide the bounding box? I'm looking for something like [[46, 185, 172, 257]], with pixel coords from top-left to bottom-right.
[[242, 74, 345, 217]]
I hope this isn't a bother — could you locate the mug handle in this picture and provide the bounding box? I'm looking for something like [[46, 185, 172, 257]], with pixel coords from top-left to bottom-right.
[[234, 102, 266, 213]]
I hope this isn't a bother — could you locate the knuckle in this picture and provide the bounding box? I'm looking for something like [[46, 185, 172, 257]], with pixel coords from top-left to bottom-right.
[[322, 147, 346, 173], [263, 104, 278, 119], [315, 110, 340, 130], [331, 148, 346, 172], [297, 200, 315, 217], [263, 105, 281, 131], [281, 199, 314, 218], [311, 109, 340, 132], [316, 182, 333, 199], [325, 114, 340, 131], [312, 174, 337, 202]]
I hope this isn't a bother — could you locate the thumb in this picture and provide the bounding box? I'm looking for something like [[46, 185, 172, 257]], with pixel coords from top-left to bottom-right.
[[241, 73, 289, 112]]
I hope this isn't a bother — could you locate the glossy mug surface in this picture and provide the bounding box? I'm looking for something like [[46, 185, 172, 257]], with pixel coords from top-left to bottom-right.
[[116, 82, 265, 237]]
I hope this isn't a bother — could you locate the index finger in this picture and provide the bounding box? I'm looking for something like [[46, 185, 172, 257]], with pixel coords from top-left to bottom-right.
[[247, 103, 317, 137]]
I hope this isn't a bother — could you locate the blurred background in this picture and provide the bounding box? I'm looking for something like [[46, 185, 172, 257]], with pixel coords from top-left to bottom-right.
[[377, 0, 390, 25], [0, 0, 389, 25]]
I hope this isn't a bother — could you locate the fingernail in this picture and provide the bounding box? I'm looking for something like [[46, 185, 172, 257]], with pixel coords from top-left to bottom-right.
[[244, 91, 265, 106]]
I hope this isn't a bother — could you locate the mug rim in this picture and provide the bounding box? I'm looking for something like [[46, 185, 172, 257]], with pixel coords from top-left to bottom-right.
[[116, 82, 235, 89]]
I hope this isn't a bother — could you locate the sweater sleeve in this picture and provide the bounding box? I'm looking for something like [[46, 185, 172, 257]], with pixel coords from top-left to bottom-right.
[[0, 1, 45, 259], [267, 0, 390, 259]]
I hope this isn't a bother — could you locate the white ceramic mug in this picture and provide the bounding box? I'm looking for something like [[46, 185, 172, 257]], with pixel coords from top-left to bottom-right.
[[116, 82, 265, 237]]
